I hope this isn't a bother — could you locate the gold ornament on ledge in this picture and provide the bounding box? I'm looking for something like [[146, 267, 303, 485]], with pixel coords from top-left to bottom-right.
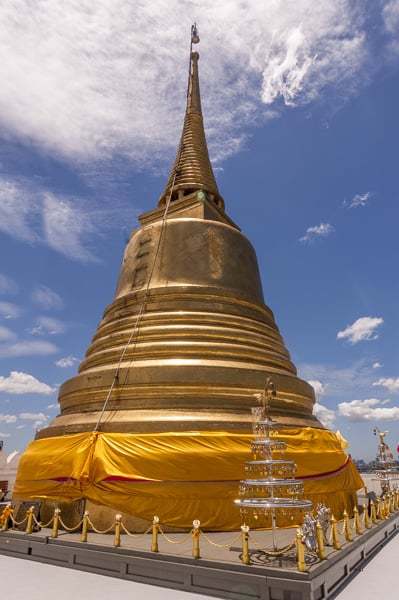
[[235, 378, 312, 550]]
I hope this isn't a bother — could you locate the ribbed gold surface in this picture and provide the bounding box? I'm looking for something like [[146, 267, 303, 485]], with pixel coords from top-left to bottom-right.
[[159, 52, 223, 208], [37, 208, 319, 440]]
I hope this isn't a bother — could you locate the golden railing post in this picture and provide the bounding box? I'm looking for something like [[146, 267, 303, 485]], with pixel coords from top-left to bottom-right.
[[192, 520, 201, 560], [296, 528, 306, 572], [81, 511, 89, 542], [25, 506, 34, 534], [396, 490, 399, 510], [151, 516, 160, 553], [370, 500, 377, 523], [1, 503, 12, 531], [52, 508, 60, 538], [363, 503, 371, 529], [343, 510, 352, 542], [353, 506, 362, 535], [316, 521, 326, 560], [114, 514, 122, 547], [376, 498, 382, 520], [330, 515, 341, 550], [385, 495, 390, 517], [390, 493, 395, 513], [241, 524, 250, 565]]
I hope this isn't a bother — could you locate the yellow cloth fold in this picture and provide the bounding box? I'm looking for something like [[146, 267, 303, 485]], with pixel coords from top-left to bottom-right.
[[14, 428, 364, 530]]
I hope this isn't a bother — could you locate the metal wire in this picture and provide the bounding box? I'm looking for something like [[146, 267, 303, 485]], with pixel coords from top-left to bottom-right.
[[251, 538, 296, 555]]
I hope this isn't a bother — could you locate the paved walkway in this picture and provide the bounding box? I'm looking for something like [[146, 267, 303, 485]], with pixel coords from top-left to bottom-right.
[[336, 529, 399, 600], [0, 555, 210, 600]]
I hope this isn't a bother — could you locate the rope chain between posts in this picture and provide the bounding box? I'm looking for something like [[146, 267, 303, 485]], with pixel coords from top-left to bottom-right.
[[32, 514, 54, 529], [86, 517, 115, 535], [10, 514, 28, 527], [200, 530, 242, 549], [120, 522, 153, 537], [58, 516, 84, 533], [158, 527, 193, 545]]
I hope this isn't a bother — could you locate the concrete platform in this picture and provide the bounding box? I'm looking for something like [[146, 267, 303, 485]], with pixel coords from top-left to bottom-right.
[[0, 513, 398, 600]]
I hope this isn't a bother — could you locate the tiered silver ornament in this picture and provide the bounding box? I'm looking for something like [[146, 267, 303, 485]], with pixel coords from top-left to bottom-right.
[[235, 378, 312, 550], [373, 427, 399, 494]]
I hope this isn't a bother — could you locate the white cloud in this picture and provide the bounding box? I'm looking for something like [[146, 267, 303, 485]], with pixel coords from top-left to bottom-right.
[[0, 414, 17, 424], [337, 316, 384, 344], [373, 378, 399, 393], [0, 371, 55, 395], [300, 360, 378, 399], [373, 362, 382, 369], [344, 191, 372, 208], [47, 403, 57, 410], [31, 285, 63, 310], [0, 178, 112, 262], [29, 316, 66, 336], [55, 355, 78, 368], [16, 424, 25, 430], [42, 193, 97, 262], [0, 326, 16, 342], [338, 398, 399, 422], [383, 0, 399, 53], [313, 402, 336, 428], [19, 412, 48, 421], [19, 411, 48, 430], [308, 380, 327, 398], [0, 302, 22, 319], [0, 274, 18, 295], [0, 2, 378, 167], [299, 223, 334, 243], [0, 432, 11, 438], [0, 340, 58, 358]]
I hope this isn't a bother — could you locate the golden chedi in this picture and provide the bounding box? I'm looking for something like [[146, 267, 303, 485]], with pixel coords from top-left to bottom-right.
[[15, 27, 363, 529]]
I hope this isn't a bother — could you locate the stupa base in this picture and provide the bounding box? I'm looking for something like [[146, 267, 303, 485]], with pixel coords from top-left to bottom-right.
[[13, 427, 363, 530]]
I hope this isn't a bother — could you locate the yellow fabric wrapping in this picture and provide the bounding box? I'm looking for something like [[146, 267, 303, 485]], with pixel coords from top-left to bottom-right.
[[14, 428, 364, 530]]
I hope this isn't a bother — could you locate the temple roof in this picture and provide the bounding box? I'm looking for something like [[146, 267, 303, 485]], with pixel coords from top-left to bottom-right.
[[159, 27, 224, 209]]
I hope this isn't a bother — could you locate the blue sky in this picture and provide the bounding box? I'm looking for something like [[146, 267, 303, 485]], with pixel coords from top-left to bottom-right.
[[0, 1, 399, 461]]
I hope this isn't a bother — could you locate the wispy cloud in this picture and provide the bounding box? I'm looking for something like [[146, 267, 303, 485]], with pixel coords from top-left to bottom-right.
[[383, 0, 399, 53], [373, 378, 399, 393], [0, 274, 18, 295], [55, 355, 78, 368], [344, 191, 372, 208], [337, 316, 384, 344], [0, 340, 58, 359], [0, 2, 385, 167], [338, 398, 399, 421], [0, 326, 16, 342], [31, 285, 63, 310], [0, 414, 17, 424], [0, 431, 11, 438], [0, 178, 101, 262], [373, 362, 382, 369], [19, 411, 49, 430], [29, 316, 66, 336], [0, 177, 132, 262], [299, 222, 334, 243], [0, 371, 55, 395], [0, 302, 22, 320]]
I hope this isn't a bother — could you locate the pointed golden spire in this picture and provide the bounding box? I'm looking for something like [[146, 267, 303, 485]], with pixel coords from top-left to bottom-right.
[[159, 24, 224, 210]]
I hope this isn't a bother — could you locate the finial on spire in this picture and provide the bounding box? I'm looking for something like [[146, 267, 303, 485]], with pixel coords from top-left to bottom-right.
[[158, 24, 224, 210], [191, 23, 200, 45]]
